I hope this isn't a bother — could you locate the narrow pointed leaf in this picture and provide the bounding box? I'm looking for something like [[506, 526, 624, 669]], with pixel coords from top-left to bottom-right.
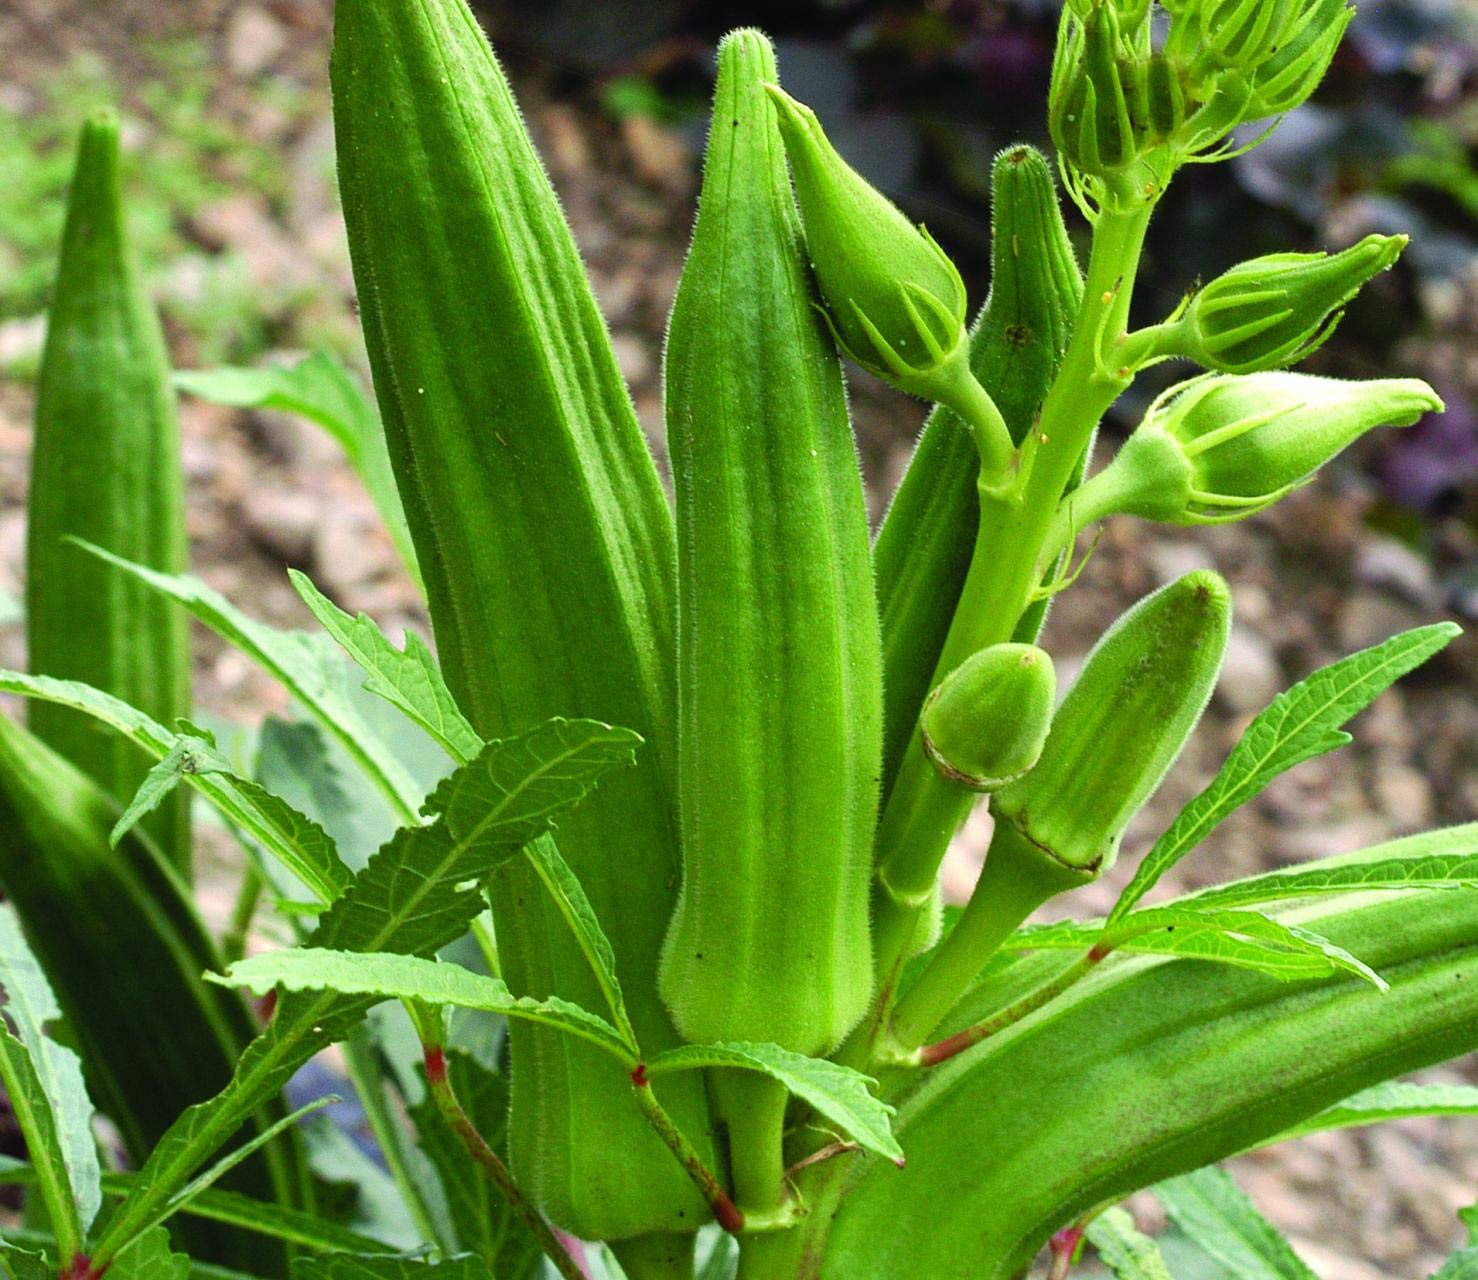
[[1268, 1080, 1478, 1143], [0, 907, 100, 1234], [646, 1043, 901, 1164], [1087, 1208, 1174, 1280], [213, 950, 633, 1064], [0, 1028, 83, 1258], [1153, 1167, 1318, 1280], [173, 353, 420, 587], [75, 542, 422, 822], [111, 735, 224, 847], [92, 716, 637, 1264], [107, 1227, 190, 1280], [1113, 623, 1460, 922], [294, 1255, 492, 1280], [289, 571, 480, 765]]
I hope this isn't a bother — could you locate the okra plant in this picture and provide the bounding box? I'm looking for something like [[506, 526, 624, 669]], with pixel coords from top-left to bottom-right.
[[1, 1, 1475, 1279]]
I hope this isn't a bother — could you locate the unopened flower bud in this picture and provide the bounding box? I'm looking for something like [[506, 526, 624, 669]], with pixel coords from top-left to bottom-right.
[[921, 644, 1056, 793], [1244, 0, 1352, 119], [1175, 234, 1405, 374], [993, 572, 1231, 873], [765, 83, 1014, 473], [1069, 371, 1442, 529]]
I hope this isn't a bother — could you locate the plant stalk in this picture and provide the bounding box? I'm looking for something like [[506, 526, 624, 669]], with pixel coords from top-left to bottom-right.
[[423, 1046, 584, 1280], [711, 1069, 789, 1219], [630, 1065, 743, 1234]]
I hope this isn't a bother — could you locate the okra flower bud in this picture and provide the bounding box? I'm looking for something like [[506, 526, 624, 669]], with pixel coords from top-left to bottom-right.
[[1170, 234, 1406, 374], [993, 572, 1231, 872], [921, 644, 1056, 792], [765, 84, 1014, 475], [1087, 372, 1442, 526], [1244, 0, 1352, 119]]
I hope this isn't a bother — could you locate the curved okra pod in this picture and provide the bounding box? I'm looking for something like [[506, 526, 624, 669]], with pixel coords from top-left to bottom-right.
[[27, 112, 192, 874], [333, 0, 711, 1240]]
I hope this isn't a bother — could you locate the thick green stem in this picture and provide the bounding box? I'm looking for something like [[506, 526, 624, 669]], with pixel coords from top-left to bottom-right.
[[610, 1233, 696, 1280], [631, 1066, 744, 1234], [887, 822, 1092, 1054], [712, 1070, 789, 1219], [864, 200, 1154, 1048], [220, 864, 263, 966], [423, 1047, 584, 1280]]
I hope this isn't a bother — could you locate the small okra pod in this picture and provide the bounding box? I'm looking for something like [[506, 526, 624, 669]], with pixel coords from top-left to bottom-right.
[[993, 571, 1232, 874], [921, 644, 1056, 793]]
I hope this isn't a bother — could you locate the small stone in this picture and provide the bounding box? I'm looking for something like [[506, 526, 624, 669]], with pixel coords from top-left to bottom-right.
[[240, 488, 322, 565], [609, 331, 653, 389], [1355, 536, 1443, 609], [225, 5, 288, 78], [1337, 593, 1425, 653], [1147, 539, 1215, 587], [313, 509, 394, 595], [1371, 761, 1432, 831], [1217, 624, 1282, 714], [620, 115, 690, 192]]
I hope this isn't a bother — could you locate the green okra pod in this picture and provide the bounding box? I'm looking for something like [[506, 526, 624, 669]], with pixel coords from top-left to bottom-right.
[[27, 112, 191, 874], [873, 146, 1082, 799], [333, 0, 710, 1239], [659, 30, 882, 1057], [920, 644, 1055, 793]]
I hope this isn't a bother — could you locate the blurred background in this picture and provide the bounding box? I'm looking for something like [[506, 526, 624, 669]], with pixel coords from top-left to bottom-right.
[[0, 0, 1474, 1275]]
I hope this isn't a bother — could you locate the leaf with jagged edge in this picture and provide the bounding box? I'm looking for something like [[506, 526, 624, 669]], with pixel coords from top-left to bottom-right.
[[90, 717, 638, 1265], [646, 1043, 901, 1164], [1266, 1080, 1478, 1144], [173, 353, 419, 588], [522, 834, 634, 1046], [0, 671, 351, 900], [0, 1030, 83, 1258], [1154, 1167, 1317, 1280], [1011, 905, 1387, 988], [110, 734, 226, 847], [290, 572, 480, 766], [73, 542, 423, 822], [0, 1245, 48, 1280], [211, 949, 633, 1064], [107, 1225, 191, 1280], [1086, 1208, 1174, 1280], [1112, 623, 1460, 923], [0, 906, 100, 1236]]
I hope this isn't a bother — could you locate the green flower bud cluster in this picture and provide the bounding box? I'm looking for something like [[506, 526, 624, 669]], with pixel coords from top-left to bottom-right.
[[992, 571, 1231, 873], [1073, 371, 1442, 527], [1167, 234, 1406, 374], [920, 644, 1056, 793], [1049, 0, 1352, 201]]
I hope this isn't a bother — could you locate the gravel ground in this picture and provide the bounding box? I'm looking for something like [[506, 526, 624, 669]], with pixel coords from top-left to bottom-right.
[[0, 1, 1475, 1276]]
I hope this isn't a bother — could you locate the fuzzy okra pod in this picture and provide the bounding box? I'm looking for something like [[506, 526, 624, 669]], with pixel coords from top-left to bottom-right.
[[332, 0, 711, 1241], [0, 713, 300, 1273], [27, 112, 191, 874], [872, 146, 1082, 795], [659, 32, 881, 1059]]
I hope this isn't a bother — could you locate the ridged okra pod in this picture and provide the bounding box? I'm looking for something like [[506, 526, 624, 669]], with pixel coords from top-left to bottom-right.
[[27, 112, 191, 873], [0, 713, 299, 1273], [659, 31, 882, 1057], [332, 0, 710, 1240], [873, 146, 1082, 795]]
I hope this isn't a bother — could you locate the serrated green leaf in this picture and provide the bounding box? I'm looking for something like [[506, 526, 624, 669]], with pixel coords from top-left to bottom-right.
[[108, 1225, 191, 1280], [0, 1028, 83, 1258], [73, 542, 423, 823], [294, 1254, 491, 1280], [1087, 1208, 1174, 1279], [522, 835, 634, 1048], [646, 1042, 900, 1164], [1012, 906, 1387, 988], [93, 717, 638, 1265], [174, 353, 420, 589], [0, 1244, 49, 1280], [0, 907, 100, 1236], [1154, 1167, 1318, 1280], [290, 572, 480, 767], [1268, 1080, 1478, 1144], [111, 735, 225, 847], [1432, 1249, 1478, 1280], [0, 671, 351, 901], [213, 950, 633, 1064], [1112, 623, 1460, 923]]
